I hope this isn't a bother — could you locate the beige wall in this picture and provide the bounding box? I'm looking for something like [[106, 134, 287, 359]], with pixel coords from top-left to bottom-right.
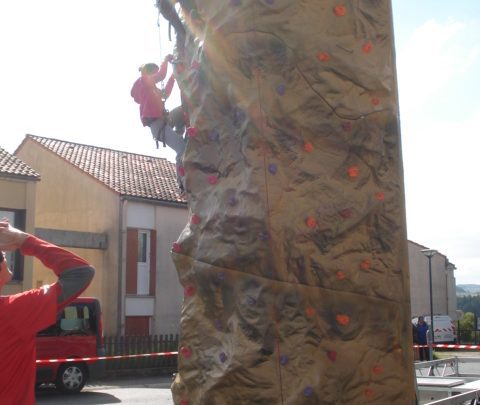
[[0, 177, 37, 294], [16, 140, 120, 334]]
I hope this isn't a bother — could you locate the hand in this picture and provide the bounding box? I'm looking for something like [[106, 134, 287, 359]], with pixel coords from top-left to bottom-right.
[[0, 219, 29, 251], [165, 54, 174, 63]]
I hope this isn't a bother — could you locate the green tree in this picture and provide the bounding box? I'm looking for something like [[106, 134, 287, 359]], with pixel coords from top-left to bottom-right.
[[459, 312, 476, 342]]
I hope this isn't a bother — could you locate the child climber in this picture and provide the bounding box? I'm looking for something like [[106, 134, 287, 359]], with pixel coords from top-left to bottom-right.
[[131, 54, 186, 193]]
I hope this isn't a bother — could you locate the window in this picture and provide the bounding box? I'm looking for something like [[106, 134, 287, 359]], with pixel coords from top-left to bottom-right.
[[0, 209, 25, 281]]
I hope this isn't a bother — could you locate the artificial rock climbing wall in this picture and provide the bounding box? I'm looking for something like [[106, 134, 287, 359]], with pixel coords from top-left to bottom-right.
[[170, 0, 415, 403]]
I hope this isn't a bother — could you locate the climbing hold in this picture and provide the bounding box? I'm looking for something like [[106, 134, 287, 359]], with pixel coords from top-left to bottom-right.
[[336, 314, 350, 326], [306, 216, 316, 229], [276, 84, 286, 96], [228, 195, 237, 206], [303, 386, 314, 397], [178, 165, 185, 177], [364, 388, 375, 399], [372, 364, 384, 375], [259, 230, 270, 241], [279, 355, 289, 365], [207, 175, 219, 185], [191, 214, 201, 225], [362, 41, 373, 54], [360, 259, 371, 271], [305, 306, 316, 317], [347, 165, 359, 178], [371, 97, 381, 106], [342, 122, 352, 131], [247, 296, 257, 306], [219, 352, 227, 363], [336, 271, 346, 280], [333, 5, 347, 16], [268, 163, 277, 174], [209, 130, 220, 142], [172, 242, 182, 253], [375, 191, 385, 201], [186, 127, 198, 138], [213, 319, 223, 331], [317, 52, 331, 62], [303, 141, 314, 153], [180, 346, 192, 358], [184, 285, 196, 298], [327, 351, 337, 362]]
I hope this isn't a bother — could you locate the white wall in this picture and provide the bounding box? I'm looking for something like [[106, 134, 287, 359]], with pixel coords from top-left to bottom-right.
[[408, 241, 458, 320], [126, 201, 188, 334]]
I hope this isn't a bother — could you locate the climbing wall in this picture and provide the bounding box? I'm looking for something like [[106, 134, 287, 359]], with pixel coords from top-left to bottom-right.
[[171, 0, 415, 403]]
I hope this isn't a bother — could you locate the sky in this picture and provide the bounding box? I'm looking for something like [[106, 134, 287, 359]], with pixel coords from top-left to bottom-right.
[[0, 1, 479, 284]]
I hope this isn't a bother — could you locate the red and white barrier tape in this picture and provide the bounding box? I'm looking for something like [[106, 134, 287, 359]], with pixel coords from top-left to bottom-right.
[[36, 345, 480, 364], [414, 344, 480, 350], [36, 351, 178, 364]]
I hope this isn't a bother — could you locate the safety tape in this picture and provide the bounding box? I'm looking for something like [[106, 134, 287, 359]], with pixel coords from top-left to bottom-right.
[[36, 344, 480, 364], [414, 344, 480, 350], [36, 351, 178, 364]]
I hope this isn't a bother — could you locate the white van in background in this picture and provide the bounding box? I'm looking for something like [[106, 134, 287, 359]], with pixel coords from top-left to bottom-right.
[[412, 315, 457, 343]]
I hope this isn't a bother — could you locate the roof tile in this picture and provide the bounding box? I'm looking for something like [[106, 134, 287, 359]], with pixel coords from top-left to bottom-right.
[[25, 135, 185, 204], [0, 146, 40, 180]]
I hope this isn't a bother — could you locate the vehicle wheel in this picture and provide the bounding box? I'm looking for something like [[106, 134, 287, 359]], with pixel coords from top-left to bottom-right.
[[56, 363, 87, 394]]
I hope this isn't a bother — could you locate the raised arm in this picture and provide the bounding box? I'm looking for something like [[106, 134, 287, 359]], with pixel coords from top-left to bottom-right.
[[0, 221, 94, 309]]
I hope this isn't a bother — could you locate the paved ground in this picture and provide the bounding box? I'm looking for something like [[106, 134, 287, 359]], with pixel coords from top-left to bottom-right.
[[37, 375, 175, 404]]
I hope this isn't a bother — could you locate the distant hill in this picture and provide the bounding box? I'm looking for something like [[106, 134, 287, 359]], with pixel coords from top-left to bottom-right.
[[457, 284, 480, 296]]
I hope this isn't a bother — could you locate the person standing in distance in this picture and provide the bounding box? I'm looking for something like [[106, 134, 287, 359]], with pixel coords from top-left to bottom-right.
[[0, 220, 94, 404]]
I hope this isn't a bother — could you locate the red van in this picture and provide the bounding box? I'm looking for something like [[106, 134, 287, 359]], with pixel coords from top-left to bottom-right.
[[36, 297, 105, 393]]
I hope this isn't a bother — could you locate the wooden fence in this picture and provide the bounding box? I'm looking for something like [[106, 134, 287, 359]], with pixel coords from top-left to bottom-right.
[[104, 334, 178, 372]]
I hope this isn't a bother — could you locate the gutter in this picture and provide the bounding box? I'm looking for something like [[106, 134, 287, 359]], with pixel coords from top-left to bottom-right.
[[117, 197, 127, 336]]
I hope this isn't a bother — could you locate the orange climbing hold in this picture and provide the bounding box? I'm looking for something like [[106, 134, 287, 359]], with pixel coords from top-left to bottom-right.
[[306, 216, 316, 228], [347, 165, 359, 178], [336, 271, 346, 280], [334, 5, 347, 16], [336, 314, 350, 326], [305, 306, 316, 317], [360, 259, 371, 271], [303, 141, 314, 153], [362, 41, 374, 54], [317, 52, 331, 62]]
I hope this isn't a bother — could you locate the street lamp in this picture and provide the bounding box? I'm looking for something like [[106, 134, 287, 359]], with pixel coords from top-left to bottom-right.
[[421, 248, 438, 360]]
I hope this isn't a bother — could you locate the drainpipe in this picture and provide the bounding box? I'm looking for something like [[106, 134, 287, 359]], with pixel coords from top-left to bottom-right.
[[117, 197, 127, 336]]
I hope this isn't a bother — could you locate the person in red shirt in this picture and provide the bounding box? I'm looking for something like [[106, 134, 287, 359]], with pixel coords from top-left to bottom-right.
[[131, 54, 186, 192], [0, 220, 94, 405]]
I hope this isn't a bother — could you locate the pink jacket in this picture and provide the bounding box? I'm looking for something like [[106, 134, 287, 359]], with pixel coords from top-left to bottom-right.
[[131, 60, 175, 126]]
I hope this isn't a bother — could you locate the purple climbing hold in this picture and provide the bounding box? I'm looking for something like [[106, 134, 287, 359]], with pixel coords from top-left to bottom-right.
[[265, 0, 274, 4], [214, 319, 223, 331], [268, 163, 277, 174], [246, 296, 257, 306], [219, 352, 227, 363], [228, 195, 237, 206], [259, 230, 270, 241], [209, 130, 220, 142], [279, 355, 289, 365], [303, 386, 314, 397], [231, 0, 241, 6], [276, 84, 286, 96]]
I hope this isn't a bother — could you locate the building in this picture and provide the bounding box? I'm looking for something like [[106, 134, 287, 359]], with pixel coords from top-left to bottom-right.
[[15, 135, 188, 335], [408, 240, 458, 320], [0, 147, 39, 294]]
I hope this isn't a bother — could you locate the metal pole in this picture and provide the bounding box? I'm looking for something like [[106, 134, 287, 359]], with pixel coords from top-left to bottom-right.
[[428, 255, 434, 360]]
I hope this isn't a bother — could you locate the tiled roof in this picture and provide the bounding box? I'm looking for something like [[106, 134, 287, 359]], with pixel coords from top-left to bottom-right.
[[23, 135, 186, 204], [0, 146, 40, 180]]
